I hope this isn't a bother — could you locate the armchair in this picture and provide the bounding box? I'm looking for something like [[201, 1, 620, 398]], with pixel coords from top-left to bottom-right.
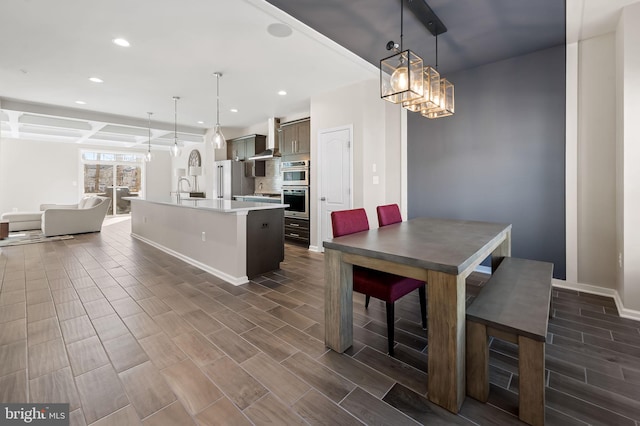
[[41, 196, 111, 237]]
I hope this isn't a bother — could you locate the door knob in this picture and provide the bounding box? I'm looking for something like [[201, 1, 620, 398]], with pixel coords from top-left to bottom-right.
[[320, 197, 326, 201]]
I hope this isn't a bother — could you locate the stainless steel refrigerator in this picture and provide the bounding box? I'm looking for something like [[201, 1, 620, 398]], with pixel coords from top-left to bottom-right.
[[214, 160, 254, 199]]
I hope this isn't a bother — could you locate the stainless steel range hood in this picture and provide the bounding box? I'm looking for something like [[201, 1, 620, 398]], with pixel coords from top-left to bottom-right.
[[249, 117, 280, 160]]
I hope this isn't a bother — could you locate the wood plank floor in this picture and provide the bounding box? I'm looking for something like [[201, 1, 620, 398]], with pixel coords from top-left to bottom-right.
[[1, 217, 639, 425]]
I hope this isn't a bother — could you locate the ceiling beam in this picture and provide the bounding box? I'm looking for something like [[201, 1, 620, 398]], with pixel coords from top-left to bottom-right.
[[6, 110, 22, 138], [76, 122, 108, 144], [0, 98, 206, 136]]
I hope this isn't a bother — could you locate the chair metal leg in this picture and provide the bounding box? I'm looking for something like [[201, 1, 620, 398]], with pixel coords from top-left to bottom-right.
[[386, 301, 395, 356], [365, 295, 370, 308], [419, 285, 427, 330]]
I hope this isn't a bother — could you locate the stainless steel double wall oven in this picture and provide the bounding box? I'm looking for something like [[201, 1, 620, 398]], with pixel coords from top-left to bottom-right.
[[282, 160, 309, 219]]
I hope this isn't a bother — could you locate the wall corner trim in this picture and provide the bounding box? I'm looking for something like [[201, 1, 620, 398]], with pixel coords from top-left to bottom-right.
[[552, 279, 640, 321]]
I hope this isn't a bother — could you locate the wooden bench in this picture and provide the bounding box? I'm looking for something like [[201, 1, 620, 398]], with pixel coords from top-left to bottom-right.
[[465, 257, 553, 426]]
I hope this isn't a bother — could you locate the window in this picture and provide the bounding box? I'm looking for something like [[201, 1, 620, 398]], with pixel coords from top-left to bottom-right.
[[82, 150, 144, 215]]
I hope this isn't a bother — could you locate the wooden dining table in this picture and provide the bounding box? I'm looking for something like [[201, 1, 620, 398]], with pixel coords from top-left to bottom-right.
[[323, 217, 512, 413]]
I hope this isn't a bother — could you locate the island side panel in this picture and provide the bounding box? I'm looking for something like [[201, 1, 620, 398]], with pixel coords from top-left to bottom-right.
[[130, 199, 247, 283], [246, 208, 285, 278]]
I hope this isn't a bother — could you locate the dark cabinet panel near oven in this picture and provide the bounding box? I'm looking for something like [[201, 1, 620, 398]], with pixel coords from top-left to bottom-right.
[[285, 217, 310, 245]]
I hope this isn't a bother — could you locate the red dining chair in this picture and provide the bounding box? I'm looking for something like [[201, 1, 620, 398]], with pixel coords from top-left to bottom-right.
[[376, 203, 427, 328], [331, 208, 426, 356], [376, 203, 403, 227]]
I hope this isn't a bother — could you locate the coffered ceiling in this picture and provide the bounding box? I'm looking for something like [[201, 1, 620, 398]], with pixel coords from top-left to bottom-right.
[[0, 0, 375, 148], [1, 0, 637, 150]]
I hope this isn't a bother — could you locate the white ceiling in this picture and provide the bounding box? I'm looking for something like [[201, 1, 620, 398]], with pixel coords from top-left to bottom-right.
[[1, 0, 637, 150], [0, 0, 376, 148]]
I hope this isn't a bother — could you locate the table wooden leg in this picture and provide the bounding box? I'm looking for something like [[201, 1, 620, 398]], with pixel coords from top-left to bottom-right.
[[427, 270, 466, 413], [466, 320, 489, 402], [491, 229, 512, 272], [519, 336, 545, 426], [324, 248, 353, 352]]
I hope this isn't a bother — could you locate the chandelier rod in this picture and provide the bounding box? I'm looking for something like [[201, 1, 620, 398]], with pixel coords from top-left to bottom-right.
[[147, 112, 152, 149], [400, 0, 404, 51], [435, 32, 438, 70], [173, 97, 178, 143], [216, 73, 221, 126]]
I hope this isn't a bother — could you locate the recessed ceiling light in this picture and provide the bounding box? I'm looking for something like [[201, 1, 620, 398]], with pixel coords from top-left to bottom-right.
[[278, 90, 287, 96], [112, 38, 130, 47], [75, 100, 86, 105], [230, 108, 238, 113], [89, 77, 103, 83], [267, 23, 293, 38], [197, 121, 204, 124]]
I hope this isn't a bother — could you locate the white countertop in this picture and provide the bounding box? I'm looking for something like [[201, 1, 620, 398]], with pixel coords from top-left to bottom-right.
[[127, 197, 288, 213], [234, 195, 282, 203]]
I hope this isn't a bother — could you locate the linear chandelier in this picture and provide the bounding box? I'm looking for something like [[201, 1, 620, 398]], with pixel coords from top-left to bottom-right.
[[380, 0, 454, 119]]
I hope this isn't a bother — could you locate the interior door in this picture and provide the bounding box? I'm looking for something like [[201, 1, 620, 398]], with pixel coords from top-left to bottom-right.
[[319, 126, 351, 249]]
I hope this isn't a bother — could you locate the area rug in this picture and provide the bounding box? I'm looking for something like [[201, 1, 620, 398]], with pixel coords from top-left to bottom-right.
[[0, 230, 74, 247]]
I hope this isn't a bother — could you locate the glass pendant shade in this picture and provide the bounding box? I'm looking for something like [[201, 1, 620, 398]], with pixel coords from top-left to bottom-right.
[[422, 78, 455, 119], [402, 66, 440, 112], [380, 50, 423, 104], [144, 112, 153, 162], [170, 143, 181, 157], [212, 124, 226, 150], [170, 97, 182, 157], [209, 73, 227, 150]]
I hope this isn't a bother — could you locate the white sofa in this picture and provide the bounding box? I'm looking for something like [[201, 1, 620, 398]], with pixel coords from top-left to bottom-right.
[[0, 211, 43, 231], [41, 196, 111, 237]]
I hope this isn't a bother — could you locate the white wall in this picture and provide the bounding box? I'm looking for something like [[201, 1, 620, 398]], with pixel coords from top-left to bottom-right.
[[146, 150, 172, 200], [0, 138, 80, 212], [0, 137, 173, 214], [169, 143, 206, 196], [618, 2, 640, 310], [577, 33, 617, 289], [309, 78, 402, 249], [569, 2, 640, 314]]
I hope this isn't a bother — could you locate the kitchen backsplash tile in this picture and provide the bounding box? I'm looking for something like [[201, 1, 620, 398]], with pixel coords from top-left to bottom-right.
[[255, 158, 282, 194]]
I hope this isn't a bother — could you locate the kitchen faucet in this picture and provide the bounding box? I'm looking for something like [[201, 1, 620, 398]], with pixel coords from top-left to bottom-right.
[[176, 177, 191, 203]]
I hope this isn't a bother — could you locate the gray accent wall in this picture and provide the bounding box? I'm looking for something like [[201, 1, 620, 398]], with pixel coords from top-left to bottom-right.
[[407, 45, 566, 279]]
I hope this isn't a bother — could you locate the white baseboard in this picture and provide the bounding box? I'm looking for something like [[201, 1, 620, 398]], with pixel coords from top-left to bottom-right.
[[552, 279, 640, 321], [473, 265, 640, 321], [308, 245, 322, 253], [131, 233, 248, 286]]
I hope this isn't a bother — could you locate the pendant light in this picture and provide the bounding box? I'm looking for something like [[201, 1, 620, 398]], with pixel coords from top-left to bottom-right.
[[421, 33, 455, 119], [170, 96, 181, 158], [144, 112, 153, 162], [402, 66, 440, 112], [380, 0, 424, 104], [380, 0, 454, 119], [211, 72, 226, 150]]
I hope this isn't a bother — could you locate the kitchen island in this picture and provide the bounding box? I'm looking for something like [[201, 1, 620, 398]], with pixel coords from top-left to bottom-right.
[[128, 197, 287, 285]]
